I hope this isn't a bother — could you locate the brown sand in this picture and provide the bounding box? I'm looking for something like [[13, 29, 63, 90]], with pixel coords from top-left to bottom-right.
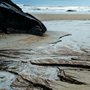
[[33, 14, 90, 21]]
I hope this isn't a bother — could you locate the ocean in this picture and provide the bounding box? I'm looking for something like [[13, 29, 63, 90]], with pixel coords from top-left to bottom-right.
[[13, 0, 90, 6], [13, 0, 90, 14]]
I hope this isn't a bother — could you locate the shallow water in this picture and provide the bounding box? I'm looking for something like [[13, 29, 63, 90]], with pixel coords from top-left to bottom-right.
[[43, 20, 90, 51], [0, 71, 16, 90]]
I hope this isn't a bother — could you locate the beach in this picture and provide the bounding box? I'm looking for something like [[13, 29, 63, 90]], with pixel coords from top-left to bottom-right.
[[0, 8, 90, 90], [33, 13, 90, 20]]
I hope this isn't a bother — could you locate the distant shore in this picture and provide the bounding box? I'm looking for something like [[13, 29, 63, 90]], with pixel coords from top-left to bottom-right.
[[32, 14, 90, 21]]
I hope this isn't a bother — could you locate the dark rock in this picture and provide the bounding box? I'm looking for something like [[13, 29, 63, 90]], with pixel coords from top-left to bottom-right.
[[0, 0, 47, 36], [66, 9, 76, 12]]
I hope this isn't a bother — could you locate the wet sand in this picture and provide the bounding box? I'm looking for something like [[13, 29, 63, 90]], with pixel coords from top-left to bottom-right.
[[0, 15, 90, 90]]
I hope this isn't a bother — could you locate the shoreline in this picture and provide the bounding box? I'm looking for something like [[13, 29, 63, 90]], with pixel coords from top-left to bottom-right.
[[32, 13, 90, 21], [0, 20, 90, 90], [0, 14, 90, 90]]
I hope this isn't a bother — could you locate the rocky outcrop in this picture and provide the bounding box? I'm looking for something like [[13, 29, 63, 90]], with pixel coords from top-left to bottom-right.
[[66, 9, 76, 12], [0, 0, 47, 36]]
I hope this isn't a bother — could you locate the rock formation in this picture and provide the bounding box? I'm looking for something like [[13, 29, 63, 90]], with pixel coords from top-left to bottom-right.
[[0, 0, 47, 36]]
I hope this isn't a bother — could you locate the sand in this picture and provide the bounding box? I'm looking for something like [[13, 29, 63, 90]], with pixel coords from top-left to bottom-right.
[[0, 14, 90, 90], [33, 13, 90, 21]]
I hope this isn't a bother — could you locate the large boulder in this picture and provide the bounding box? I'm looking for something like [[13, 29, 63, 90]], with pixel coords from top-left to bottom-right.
[[0, 0, 47, 36]]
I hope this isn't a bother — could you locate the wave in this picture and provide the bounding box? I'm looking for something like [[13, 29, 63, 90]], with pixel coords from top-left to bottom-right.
[[18, 4, 90, 14]]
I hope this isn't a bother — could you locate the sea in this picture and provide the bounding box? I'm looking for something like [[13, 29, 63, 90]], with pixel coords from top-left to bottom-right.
[[13, 0, 90, 6], [13, 0, 90, 14]]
